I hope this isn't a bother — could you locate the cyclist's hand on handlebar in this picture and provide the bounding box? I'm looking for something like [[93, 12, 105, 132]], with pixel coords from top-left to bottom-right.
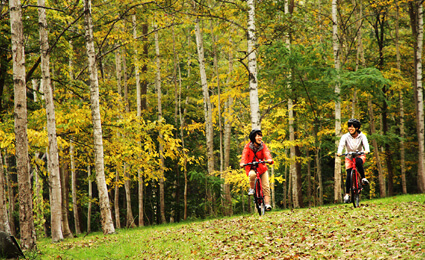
[[337, 153, 342, 157], [240, 163, 245, 168], [267, 159, 273, 164]]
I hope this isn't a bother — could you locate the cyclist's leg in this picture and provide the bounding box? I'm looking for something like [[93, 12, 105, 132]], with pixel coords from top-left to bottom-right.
[[260, 171, 270, 205], [345, 168, 352, 194], [249, 170, 256, 189], [355, 157, 366, 179]]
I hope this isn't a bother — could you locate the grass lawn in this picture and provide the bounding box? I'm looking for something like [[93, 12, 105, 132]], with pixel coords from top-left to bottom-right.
[[32, 194, 425, 259]]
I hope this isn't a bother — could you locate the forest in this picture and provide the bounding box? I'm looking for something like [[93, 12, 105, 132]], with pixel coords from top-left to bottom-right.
[[1, 0, 425, 251]]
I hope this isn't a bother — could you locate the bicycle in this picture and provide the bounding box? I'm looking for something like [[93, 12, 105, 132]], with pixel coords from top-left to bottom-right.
[[243, 160, 269, 216], [339, 151, 366, 208]]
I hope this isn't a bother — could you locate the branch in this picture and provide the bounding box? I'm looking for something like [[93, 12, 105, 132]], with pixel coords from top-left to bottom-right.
[[23, 4, 66, 13]]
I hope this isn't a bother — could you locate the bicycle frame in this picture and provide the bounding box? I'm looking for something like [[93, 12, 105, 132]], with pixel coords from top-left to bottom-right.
[[341, 151, 364, 208], [243, 160, 267, 216]]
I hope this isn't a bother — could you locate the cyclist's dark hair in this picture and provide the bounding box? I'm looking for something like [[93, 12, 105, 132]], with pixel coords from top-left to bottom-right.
[[249, 129, 262, 143], [348, 118, 361, 130]]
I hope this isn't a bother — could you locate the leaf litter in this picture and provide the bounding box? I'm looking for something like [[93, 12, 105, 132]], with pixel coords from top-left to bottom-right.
[[39, 195, 425, 259]]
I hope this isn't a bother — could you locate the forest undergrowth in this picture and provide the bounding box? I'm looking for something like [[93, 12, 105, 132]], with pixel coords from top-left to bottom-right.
[[34, 194, 425, 259]]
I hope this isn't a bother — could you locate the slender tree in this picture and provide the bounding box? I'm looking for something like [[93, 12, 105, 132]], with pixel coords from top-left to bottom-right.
[[83, 0, 115, 234], [0, 151, 10, 233], [395, 0, 407, 194], [332, 0, 342, 203], [414, 1, 425, 193], [154, 21, 166, 224], [9, 0, 37, 250], [37, 0, 64, 241], [247, 0, 261, 129], [194, 9, 214, 214]]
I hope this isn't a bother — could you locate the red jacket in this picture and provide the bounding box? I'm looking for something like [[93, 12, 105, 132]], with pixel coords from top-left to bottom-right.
[[240, 142, 273, 176]]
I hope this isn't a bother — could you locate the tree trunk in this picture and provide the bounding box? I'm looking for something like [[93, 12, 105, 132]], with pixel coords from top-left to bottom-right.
[[68, 38, 81, 235], [332, 0, 342, 203], [180, 29, 192, 221], [283, 150, 288, 208], [83, 0, 115, 234], [114, 169, 120, 229], [0, 151, 10, 234], [87, 166, 92, 233], [132, 14, 144, 227], [9, 0, 37, 249], [170, 20, 178, 224], [3, 153, 15, 236], [70, 139, 81, 235], [395, 0, 407, 194], [306, 149, 311, 207], [194, 15, 214, 214], [415, 1, 425, 193], [368, 98, 385, 197], [211, 19, 224, 215], [115, 49, 122, 96], [223, 29, 234, 216], [154, 22, 166, 224], [247, 0, 261, 129], [124, 164, 135, 228], [60, 161, 73, 238]]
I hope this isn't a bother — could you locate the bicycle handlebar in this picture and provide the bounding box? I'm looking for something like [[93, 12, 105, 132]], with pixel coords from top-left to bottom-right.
[[338, 151, 365, 157], [242, 160, 270, 167]]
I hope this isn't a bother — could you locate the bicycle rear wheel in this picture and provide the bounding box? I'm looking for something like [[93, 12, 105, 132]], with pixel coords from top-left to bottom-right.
[[254, 178, 264, 216]]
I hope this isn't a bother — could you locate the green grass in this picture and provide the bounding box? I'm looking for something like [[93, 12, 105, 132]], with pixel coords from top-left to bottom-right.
[[33, 194, 425, 259]]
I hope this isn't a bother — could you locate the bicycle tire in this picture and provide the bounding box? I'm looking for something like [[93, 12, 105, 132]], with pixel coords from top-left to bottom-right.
[[254, 178, 264, 216], [351, 170, 360, 208]]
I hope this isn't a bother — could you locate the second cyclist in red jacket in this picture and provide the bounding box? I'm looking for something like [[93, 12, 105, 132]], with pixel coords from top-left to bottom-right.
[[240, 129, 274, 211]]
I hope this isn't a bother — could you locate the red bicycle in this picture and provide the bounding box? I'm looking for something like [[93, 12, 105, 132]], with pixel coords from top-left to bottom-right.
[[243, 160, 268, 216], [340, 151, 366, 208]]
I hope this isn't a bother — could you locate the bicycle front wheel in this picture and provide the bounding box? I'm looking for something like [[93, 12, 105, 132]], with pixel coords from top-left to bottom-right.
[[350, 171, 360, 208], [254, 178, 264, 216]]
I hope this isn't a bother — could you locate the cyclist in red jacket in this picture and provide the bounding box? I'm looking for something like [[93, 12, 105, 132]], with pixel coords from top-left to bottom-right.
[[240, 129, 274, 211]]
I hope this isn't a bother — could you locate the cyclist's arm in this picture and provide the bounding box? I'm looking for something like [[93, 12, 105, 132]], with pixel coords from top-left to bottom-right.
[[362, 134, 371, 154], [263, 143, 274, 164], [337, 134, 347, 156], [240, 143, 250, 167]]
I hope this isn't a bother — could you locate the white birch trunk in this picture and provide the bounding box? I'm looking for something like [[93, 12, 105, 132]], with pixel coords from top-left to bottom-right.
[[0, 151, 11, 234], [87, 166, 92, 233], [416, 2, 425, 193], [83, 0, 115, 234], [195, 18, 214, 186], [3, 152, 16, 236], [247, 0, 261, 129], [154, 22, 166, 224], [332, 0, 343, 203], [114, 49, 122, 229], [195, 16, 214, 214], [132, 14, 144, 227], [38, 0, 64, 241], [70, 139, 81, 234], [223, 30, 234, 216], [68, 39, 81, 235], [9, 0, 37, 249], [284, 0, 298, 208]]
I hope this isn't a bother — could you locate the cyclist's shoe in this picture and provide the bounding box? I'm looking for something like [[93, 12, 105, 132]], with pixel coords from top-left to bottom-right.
[[343, 194, 350, 203], [362, 178, 369, 185], [265, 204, 272, 211], [248, 188, 254, 196]]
